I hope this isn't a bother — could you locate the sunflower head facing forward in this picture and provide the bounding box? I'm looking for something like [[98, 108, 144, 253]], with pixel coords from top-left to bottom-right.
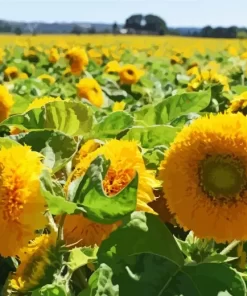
[[159, 113, 247, 243], [119, 64, 144, 85], [76, 78, 104, 108]]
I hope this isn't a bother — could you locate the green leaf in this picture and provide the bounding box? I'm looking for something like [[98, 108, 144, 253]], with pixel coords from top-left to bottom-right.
[[98, 212, 184, 271], [2, 101, 93, 136], [107, 253, 246, 296], [71, 155, 138, 224], [43, 190, 79, 215], [93, 111, 134, 138], [78, 264, 119, 296], [10, 130, 77, 173], [134, 90, 211, 125], [231, 85, 247, 95], [123, 125, 180, 148], [0, 137, 20, 149], [169, 112, 201, 127], [32, 284, 67, 296], [40, 170, 80, 215], [67, 246, 98, 272], [11, 94, 32, 114], [143, 145, 167, 170]]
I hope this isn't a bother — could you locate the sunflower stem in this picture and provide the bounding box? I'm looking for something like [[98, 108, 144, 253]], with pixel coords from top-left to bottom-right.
[[220, 240, 240, 256], [57, 213, 67, 243]]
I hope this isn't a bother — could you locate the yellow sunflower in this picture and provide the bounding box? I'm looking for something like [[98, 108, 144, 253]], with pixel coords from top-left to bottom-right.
[[76, 78, 104, 107], [72, 139, 103, 169], [0, 146, 47, 257], [18, 72, 28, 79], [119, 64, 144, 85], [105, 60, 121, 74], [112, 101, 126, 112], [63, 139, 160, 247], [187, 69, 229, 92], [37, 74, 56, 85], [159, 113, 247, 243], [48, 47, 60, 64], [227, 91, 247, 114], [4, 66, 19, 80], [9, 232, 58, 293], [0, 85, 14, 122], [65, 47, 88, 75]]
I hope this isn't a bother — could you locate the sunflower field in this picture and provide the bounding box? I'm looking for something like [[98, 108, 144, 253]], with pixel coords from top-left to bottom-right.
[[2, 34, 247, 295]]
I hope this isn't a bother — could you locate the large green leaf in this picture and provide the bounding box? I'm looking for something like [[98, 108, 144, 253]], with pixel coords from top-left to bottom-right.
[[10, 130, 77, 173], [111, 253, 246, 296], [93, 111, 134, 138], [123, 125, 180, 148], [78, 264, 119, 296], [2, 101, 93, 136], [98, 212, 184, 271], [134, 90, 211, 125], [11, 94, 33, 114], [70, 155, 138, 224]]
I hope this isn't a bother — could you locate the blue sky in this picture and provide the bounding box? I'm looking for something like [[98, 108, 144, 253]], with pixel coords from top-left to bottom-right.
[[0, 0, 246, 27]]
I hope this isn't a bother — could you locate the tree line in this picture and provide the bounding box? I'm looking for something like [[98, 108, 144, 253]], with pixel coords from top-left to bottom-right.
[[0, 16, 246, 38]]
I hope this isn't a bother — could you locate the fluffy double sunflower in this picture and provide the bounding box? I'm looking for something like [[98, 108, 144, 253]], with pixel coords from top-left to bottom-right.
[[159, 113, 247, 242], [63, 139, 160, 247]]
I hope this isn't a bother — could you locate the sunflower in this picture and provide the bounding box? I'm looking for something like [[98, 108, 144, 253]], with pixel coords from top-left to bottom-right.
[[65, 47, 88, 75], [26, 96, 62, 112], [119, 64, 144, 85], [38, 74, 56, 85], [0, 146, 47, 257], [159, 113, 247, 243], [4, 66, 19, 80], [63, 139, 160, 247], [0, 85, 14, 122], [187, 69, 229, 92], [9, 232, 59, 293], [48, 47, 60, 64], [227, 91, 247, 114], [105, 60, 121, 74], [112, 101, 126, 112], [18, 72, 28, 79], [24, 49, 39, 63], [76, 77, 104, 107]]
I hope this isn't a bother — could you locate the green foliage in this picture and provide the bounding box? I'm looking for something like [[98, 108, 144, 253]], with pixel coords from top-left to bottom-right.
[[68, 155, 138, 224], [78, 264, 119, 296], [134, 90, 211, 125], [2, 101, 93, 136]]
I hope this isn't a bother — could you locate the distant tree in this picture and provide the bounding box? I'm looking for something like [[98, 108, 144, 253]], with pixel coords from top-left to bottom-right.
[[88, 26, 96, 34], [112, 22, 119, 34], [144, 14, 168, 35], [124, 14, 143, 30], [71, 25, 82, 35], [14, 27, 22, 35], [124, 14, 168, 35], [201, 26, 213, 37]]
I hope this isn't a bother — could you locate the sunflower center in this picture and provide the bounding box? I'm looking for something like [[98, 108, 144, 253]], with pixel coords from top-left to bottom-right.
[[199, 154, 246, 200], [103, 167, 135, 196], [127, 69, 134, 75]]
